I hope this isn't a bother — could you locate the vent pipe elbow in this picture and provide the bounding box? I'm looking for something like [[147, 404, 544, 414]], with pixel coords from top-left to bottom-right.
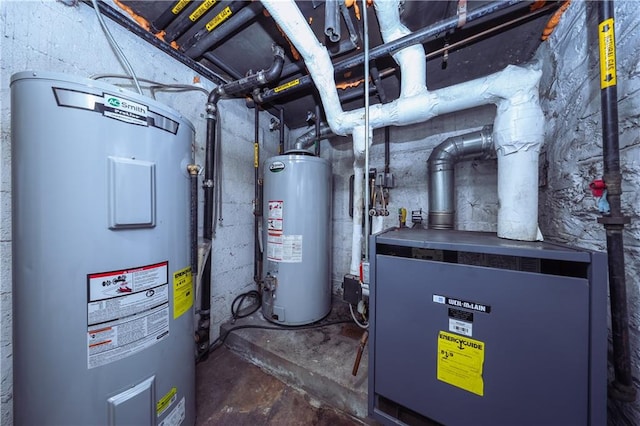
[[428, 126, 494, 230]]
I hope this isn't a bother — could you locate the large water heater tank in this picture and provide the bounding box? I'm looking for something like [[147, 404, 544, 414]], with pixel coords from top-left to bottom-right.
[[11, 71, 196, 425], [262, 153, 332, 325]]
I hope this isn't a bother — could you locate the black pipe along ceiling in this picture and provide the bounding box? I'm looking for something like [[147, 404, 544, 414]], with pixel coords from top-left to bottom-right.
[[100, 0, 562, 129]]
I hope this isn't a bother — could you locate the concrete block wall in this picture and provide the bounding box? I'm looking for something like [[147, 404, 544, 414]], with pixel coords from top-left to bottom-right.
[[0, 1, 280, 424], [536, 1, 640, 423]]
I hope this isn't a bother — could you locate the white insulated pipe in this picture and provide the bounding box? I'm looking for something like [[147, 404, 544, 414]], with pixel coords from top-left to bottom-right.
[[351, 127, 366, 274], [260, 0, 545, 258]]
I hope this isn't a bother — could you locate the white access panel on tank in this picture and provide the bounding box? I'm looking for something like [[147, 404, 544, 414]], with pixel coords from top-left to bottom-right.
[[11, 71, 196, 426], [262, 153, 332, 325]]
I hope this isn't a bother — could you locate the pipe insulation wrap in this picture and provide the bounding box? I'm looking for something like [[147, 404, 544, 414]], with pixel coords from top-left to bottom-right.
[[373, 0, 427, 97], [261, 0, 546, 245], [260, 0, 345, 131], [350, 126, 370, 274], [496, 149, 543, 241], [492, 89, 545, 155], [351, 159, 365, 275]]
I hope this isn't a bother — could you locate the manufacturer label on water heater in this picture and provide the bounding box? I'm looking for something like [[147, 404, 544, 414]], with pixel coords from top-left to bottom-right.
[[103, 94, 149, 126], [86, 261, 169, 369], [52, 88, 179, 134], [269, 161, 286, 172]]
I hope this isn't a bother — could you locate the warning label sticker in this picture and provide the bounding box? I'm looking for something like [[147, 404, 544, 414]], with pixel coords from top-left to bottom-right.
[[88, 262, 168, 303], [87, 262, 169, 369], [157, 387, 178, 417], [437, 331, 485, 396], [267, 200, 284, 231], [173, 267, 193, 319], [267, 234, 302, 263], [87, 304, 169, 369]]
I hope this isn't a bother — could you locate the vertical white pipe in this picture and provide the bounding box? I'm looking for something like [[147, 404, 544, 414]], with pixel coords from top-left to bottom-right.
[[374, 0, 427, 96], [350, 165, 364, 275]]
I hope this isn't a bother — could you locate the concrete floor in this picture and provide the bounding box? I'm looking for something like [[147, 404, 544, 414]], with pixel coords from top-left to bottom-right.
[[196, 346, 362, 425], [195, 301, 372, 425]]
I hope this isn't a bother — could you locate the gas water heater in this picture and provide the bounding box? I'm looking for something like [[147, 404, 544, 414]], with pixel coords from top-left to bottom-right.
[[262, 152, 332, 325], [11, 71, 196, 425]]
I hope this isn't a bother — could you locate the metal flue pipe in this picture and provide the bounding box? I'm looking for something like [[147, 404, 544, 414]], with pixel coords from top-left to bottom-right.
[[428, 126, 494, 230]]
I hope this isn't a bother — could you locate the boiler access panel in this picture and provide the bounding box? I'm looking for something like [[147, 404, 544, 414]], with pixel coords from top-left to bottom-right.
[[368, 228, 607, 426]]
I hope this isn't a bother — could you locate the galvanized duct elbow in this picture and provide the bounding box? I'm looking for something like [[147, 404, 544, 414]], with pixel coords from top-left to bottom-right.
[[428, 126, 494, 230]]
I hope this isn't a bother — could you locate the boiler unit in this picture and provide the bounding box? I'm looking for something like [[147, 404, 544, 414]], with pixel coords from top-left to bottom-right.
[[11, 71, 196, 426], [262, 152, 332, 325], [369, 228, 607, 426]]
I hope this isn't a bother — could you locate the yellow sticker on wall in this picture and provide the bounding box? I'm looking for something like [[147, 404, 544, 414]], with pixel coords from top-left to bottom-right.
[[173, 267, 193, 319], [437, 331, 485, 396]]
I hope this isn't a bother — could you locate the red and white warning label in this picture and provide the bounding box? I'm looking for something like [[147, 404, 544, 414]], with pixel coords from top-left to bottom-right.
[[267, 200, 284, 232], [87, 262, 169, 369]]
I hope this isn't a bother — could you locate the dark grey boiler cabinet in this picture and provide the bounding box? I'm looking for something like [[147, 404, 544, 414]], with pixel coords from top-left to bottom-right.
[[368, 228, 607, 426]]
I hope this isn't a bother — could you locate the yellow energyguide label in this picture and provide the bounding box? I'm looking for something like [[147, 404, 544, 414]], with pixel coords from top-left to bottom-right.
[[206, 6, 232, 32], [157, 387, 177, 416], [189, 0, 216, 22], [274, 79, 300, 93], [172, 0, 190, 15], [437, 331, 485, 396], [173, 266, 193, 319], [599, 18, 616, 89]]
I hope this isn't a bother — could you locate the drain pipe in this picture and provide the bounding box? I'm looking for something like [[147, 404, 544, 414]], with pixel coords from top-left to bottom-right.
[[197, 95, 218, 360], [428, 126, 494, 230], [596, 0, 635, 402], [254, 107, 263, 285]]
